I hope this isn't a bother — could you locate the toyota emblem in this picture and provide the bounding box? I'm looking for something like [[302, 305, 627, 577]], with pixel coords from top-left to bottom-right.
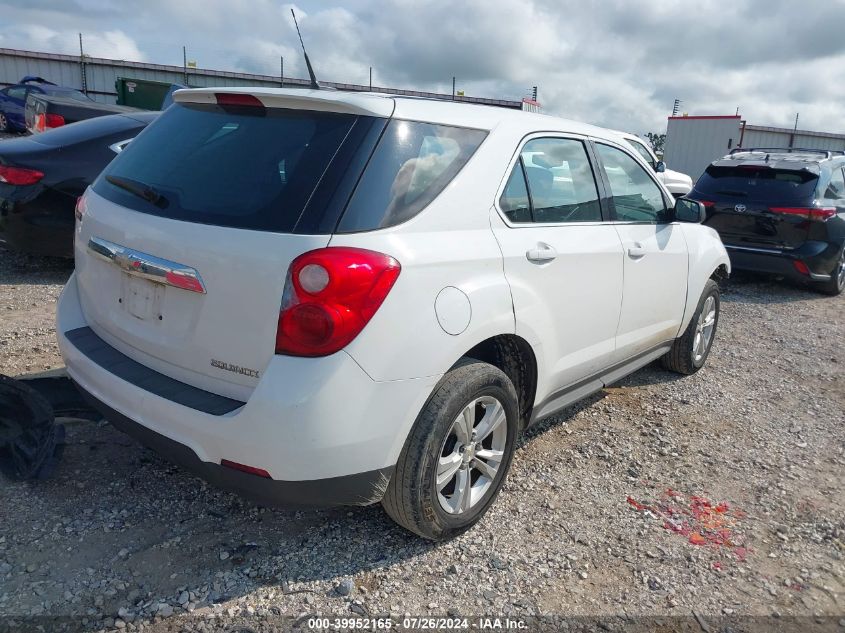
[[734, 204, 747, 213]]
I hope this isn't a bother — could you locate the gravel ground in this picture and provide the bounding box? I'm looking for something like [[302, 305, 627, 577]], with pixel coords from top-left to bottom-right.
[[0, 246, 843, 632]]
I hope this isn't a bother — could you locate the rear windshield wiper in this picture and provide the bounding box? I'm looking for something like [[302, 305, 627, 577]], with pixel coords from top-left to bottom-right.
[[106, 175, 167, 208]]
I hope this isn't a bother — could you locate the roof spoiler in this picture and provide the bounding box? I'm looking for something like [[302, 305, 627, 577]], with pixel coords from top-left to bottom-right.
[[729, 147, 844, 159], [20, 76, 55, 85]]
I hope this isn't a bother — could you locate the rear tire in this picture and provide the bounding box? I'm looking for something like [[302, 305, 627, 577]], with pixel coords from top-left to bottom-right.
[[0, 112, 8, 133], [661, 279, 720, 375], [815, 248, 845, 296], [382, 360, 519, 540]]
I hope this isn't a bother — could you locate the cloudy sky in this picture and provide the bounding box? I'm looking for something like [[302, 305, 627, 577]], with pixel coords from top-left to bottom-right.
[[1, 0, 844, 135]]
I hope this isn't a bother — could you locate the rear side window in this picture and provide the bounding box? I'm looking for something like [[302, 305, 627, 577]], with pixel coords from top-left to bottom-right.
[[93, 103, 359, 232], [823, 167, 845, 200], [336, 120, 486, 232], [499, 138, 602, 224], [695, 165, 818, 203]]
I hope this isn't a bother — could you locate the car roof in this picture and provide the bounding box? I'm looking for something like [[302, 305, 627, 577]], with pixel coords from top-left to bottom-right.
[[172, 87, 622, 142]]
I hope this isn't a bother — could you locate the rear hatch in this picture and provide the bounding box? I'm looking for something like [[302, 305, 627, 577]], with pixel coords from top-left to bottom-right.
[[76, 90, 393, 399], [692, 160, 820, 249]]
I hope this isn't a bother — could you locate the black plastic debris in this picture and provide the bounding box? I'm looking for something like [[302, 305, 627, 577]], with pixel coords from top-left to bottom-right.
[[0, 374, 66, 480], [21, 375, 101, 421]]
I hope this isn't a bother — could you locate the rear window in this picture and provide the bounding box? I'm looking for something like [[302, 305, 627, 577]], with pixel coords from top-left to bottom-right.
[[337, 120, 487, 232], [93, 103, 359, 232], [43, 88, 91, 102], [696, 165, 818, 202]]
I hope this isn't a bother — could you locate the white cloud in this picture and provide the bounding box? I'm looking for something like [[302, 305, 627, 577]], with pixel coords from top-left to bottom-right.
[[0, 0, 843, 135]]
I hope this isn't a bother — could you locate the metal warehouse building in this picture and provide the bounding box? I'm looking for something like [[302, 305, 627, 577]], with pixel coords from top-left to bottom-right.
[[0, 47, 528, 110], [664, 114, 845, 182]]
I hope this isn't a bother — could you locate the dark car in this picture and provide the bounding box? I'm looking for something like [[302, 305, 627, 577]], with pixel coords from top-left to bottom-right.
[[0, 111, 158, 257], [0, 77, 92, 133], [687, 148, 845, 295]]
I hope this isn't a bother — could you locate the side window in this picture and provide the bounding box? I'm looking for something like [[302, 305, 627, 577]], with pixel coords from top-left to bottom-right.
[[7, 87, 26, 100], [499, 160, 531, 222], [518, 137, 602, 223], [595, 143, 668, 223], [338, 120, 487, 232], [824, 167, 845, 200]]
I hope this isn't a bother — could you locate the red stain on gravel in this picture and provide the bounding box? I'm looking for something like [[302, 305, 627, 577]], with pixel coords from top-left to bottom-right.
[[627, 489, 748, 560]]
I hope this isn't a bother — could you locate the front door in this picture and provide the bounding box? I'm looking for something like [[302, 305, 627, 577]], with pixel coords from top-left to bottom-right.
[[592, 141, 688, 360]]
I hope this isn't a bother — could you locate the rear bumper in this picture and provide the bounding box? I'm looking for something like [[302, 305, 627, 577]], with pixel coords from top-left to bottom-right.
[[57, 272, 439, 506], [725, 241, 838, 282], [74, 383, 393, 507]]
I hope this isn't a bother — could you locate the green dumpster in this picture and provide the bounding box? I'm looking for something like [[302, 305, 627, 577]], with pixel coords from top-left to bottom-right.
[[115, 77, 176, 111]]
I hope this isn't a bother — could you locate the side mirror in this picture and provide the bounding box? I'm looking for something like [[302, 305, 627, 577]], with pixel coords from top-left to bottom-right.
[[654, 161, 666, 173], [674, 198, 707, 223]]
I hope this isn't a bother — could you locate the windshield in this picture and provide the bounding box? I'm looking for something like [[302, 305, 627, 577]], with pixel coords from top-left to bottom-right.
[[93, 102, 361, 232]]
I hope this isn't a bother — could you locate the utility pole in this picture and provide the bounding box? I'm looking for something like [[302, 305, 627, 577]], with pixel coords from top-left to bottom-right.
[[280, 56, 284, 87], [78, 33, 88, 95], [183, 46, 188, 85], [369, 66, 372, 91], [789, 112, 799, 148], [452, 76, 456, 100]]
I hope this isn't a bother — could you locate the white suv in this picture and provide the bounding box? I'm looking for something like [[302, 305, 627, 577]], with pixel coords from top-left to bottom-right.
[[57, 88, 729, 540]]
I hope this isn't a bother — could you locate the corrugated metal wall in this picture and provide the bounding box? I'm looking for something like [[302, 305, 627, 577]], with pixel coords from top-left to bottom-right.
[[742, 126, 845, 152], [664, 118, 845, 183], [663, 116, 743, 181], [0, 47, 522, 108]]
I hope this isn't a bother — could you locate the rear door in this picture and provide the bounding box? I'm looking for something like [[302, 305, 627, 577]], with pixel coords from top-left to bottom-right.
[[76, 98, 386, 399], [490, 135, 624, 393], [693, 163, 820, 249], [592, 141, 688, 360]]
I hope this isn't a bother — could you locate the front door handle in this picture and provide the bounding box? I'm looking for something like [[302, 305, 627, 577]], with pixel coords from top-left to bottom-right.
[[627, 243, 646, 258], [526, 243, 557, 263]]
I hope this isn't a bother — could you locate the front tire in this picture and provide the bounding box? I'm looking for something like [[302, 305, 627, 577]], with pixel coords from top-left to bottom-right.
[[662, 279, 720, 375], [382, 360, 519, 540]]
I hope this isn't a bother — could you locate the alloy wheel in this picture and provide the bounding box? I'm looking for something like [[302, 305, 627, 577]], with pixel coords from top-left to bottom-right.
[[0, 113, 7, 132], [692, 295, 716, 363], [836, 251, 845, 291], [436, 396, 507, 515]]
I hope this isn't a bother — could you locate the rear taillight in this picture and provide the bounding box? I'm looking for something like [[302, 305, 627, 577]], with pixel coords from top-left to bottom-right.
[[275, 247, 401, 357], [33, 112, 65, 133], [770, 206, 836, 221], [0, 164, 44, 185], [793, 260, 810, 276], [74, 193, 87, 221]]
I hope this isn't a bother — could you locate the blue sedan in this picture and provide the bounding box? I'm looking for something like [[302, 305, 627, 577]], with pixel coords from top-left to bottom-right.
[[0, 76, 91, 133]]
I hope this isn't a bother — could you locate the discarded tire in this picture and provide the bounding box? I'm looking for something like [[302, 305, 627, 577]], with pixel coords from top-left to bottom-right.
[[0, 374, 64, 480]]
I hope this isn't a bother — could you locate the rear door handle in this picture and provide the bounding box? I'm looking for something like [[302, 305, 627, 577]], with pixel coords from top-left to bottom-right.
[[526, 243, 557, 263], [627, 243, 646, 258]]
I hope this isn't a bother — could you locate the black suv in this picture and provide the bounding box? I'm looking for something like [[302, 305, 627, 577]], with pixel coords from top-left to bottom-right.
[[687, 148, 845, 295]]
